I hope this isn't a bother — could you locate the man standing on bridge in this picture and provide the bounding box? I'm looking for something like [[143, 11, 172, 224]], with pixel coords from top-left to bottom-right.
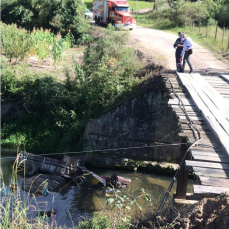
[[180, 33, 194, 73], [173, 32, 184, 73]]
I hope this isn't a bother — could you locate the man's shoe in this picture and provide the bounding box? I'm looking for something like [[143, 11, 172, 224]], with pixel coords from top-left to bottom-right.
[[189, 70, 194, 73]]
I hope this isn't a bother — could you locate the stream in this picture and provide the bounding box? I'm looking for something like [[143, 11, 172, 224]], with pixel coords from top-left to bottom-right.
[[1, 152, 196, 227]]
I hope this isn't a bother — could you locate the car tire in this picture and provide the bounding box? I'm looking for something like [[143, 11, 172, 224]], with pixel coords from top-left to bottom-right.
[[25, 162, 39, 176], [97, 17, 100, 25]]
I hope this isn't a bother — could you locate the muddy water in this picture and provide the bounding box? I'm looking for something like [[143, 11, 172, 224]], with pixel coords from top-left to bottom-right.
[[1, 154, 195, 227]]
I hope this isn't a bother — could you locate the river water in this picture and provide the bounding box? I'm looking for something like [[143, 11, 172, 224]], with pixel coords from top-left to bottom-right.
[[1, 153, 195, 227]]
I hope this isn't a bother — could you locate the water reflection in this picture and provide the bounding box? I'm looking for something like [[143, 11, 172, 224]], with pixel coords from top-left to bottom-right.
[[1, 157, 194, 227]]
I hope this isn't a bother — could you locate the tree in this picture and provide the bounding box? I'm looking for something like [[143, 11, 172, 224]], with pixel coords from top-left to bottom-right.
[[50, 0, 89, 37], [1, 0, 89, 36], [169, 0, 185, 27], [180, 2, 209, 26]]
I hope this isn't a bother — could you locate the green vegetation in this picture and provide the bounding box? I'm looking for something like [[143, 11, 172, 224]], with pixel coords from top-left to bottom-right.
[[77, 188, 151, 229], [3, 1, 227, 228], [1, 0, 89, 37], [1, 23, 74, 64], [125, 1, 153, 11], [1, 25, 141, 153], [1, 23, 33, 63]]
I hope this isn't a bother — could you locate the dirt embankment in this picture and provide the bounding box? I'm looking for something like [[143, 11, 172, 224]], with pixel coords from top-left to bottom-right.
[[178, 192, 229, 229]]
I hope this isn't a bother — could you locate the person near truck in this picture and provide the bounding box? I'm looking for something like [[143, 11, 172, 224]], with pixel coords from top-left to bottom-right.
[[173, 32, 184, 72], [180, 33, 194, 73]]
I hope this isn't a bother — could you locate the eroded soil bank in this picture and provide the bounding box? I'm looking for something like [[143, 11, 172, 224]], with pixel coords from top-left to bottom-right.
[[178, 192, 229, 229]]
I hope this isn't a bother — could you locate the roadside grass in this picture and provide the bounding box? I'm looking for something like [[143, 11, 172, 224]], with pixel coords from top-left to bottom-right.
[[136, 12, 229, 63], [84, 0, 154, 12], [128, 1, 154, 11]]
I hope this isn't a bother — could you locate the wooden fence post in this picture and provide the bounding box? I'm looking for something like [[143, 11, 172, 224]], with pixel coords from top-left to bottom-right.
[[176, 137, 189, 199], [222, 27, 225, 44], [227, 30, 229, 50], [199, 22, 201, 35], [206, 23, 208, 38], [215, 22, 218, 41]]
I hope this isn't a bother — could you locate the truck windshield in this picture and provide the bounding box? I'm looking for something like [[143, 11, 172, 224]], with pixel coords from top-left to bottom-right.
[[115, 7, 129, 12]]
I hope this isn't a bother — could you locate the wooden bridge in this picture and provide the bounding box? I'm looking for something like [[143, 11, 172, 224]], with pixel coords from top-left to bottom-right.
[[164, 72, 229, 203]]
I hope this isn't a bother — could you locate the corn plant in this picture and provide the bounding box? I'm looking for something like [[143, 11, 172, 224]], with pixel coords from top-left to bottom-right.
[[31, 28, 55, 63], [51, 37, 65, 64]]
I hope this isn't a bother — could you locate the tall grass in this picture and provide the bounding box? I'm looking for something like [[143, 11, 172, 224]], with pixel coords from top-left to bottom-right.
[[0, 161, 56, 228], [128, 1, 154, 11]]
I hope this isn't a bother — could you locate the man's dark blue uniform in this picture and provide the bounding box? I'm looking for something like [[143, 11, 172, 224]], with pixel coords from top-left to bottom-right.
[[173, 36, 184, 72]]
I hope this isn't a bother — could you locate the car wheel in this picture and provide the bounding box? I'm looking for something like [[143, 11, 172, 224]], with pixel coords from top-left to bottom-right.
[[25, 162, 39, 176], [97, 17, 100, 25]]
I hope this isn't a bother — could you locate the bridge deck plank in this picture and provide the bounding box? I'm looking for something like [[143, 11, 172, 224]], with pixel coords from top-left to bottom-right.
[[167, 73, 229, 198], [194, 185, 229, 196], [185, 160, 229, 170], [178, 73, 229, 157], [192, 167, 229, 178], [192, 154, 229, 163], [199, 176, 229, 188]]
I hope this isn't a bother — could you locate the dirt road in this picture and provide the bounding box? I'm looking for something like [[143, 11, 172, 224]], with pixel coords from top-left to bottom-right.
[[129, 25, 229, 74]]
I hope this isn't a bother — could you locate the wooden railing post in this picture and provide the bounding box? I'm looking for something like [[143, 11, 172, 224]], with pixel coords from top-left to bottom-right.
[[176, 137, 189, 199]]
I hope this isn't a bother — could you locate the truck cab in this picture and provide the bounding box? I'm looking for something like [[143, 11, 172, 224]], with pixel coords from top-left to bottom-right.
[[93, 0, 136, 30]]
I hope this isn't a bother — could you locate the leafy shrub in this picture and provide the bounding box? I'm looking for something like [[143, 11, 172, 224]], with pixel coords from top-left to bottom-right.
[[1, 23, 33, 63], [77, 33, 94, 46], [208, 18, 218, 25], [77, 215, 112, 229], [64, 32, 75, 49], [77, 28, 140, 115]]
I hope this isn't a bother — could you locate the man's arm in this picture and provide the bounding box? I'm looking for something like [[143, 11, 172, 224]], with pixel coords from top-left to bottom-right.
[[173, 38, 180, 48]]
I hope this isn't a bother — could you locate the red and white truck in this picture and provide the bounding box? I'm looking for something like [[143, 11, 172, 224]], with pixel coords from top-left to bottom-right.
[[93, 0, 136, 30]]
